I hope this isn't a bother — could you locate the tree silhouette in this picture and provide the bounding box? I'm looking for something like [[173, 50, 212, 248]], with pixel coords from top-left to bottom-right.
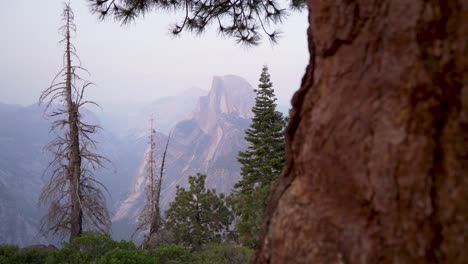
[[134, 119, 171, 250], [38, 2, 110, 242], [233, 65, 285, 248], [165, 174, 232, 250]]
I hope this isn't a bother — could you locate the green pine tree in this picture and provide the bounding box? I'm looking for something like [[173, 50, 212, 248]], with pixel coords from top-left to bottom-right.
[[233, 65, 286, 248], [165, 174, 232, 251]]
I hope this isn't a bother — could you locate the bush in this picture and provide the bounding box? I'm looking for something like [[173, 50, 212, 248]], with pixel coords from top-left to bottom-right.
[[46, 232, 138, 264], [1, 235, 196, 264], [92, 243, 192, 264], [0, 245, 48, 264], [15, 247, 49, 264], [154, 244, 192, 264], [0, 245, 19, 264], [0, 244, 19, 257], [194, 244, 253, 264], [68, 232, 120, 257], [94, 248, 154, 264]]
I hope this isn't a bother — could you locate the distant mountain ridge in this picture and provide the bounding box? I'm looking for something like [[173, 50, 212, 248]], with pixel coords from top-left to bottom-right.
[[0, 103, 131, 246], [98, 87, 207, 138], [0, 104, 54, 246], [171, 75, 254, 193], [112, 75, 255, 240], [0, 74, 256, 245], [143, 87, 207, 134]]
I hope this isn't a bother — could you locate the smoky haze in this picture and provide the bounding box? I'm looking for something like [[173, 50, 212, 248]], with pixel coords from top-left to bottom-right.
[[0, 1, 308, 108]]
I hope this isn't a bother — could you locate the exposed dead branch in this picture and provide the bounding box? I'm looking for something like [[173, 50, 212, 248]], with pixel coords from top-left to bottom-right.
[[133, 120, 171, 250], [38, 2, 110, 242]]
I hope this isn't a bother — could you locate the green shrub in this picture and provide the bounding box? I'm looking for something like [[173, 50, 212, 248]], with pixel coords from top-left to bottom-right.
[[45, 245, 85, 264], [0, 244, 19, 256], [15, 247, 49, 264], [1, 235, 197, 264], [113, 240, 137, 251], [154, 244, 192, 264], [194, 244, 253, 264], [46, 232, 138, 264], [94, 248, 154, 264], [68, 232, 119, 258], [0, 245, 19, 264], [0, 245, 49, 264]]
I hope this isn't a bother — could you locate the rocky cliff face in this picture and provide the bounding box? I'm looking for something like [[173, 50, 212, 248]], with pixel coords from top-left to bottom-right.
[[112, 75, 255, 240], [170, 75, 254, 194], [256, 1, 468, 263], [193, 75, 254, 133]]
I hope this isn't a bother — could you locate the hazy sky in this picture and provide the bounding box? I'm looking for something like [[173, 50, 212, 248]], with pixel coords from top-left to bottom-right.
[[0, 0, 309, 108]]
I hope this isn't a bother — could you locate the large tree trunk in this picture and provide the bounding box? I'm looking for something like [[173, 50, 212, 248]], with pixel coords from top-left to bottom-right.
[[255, 0, 467, 263]]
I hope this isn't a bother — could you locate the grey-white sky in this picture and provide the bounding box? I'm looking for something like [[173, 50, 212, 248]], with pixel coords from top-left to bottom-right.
[[0, 0, 309, 108]]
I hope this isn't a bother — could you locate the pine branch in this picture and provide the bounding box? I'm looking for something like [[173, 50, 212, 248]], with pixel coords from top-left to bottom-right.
[[87, 0, 295, 45]]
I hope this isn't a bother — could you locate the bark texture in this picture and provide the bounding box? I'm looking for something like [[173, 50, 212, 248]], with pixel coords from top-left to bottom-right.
[[255, 0, 468, 263]]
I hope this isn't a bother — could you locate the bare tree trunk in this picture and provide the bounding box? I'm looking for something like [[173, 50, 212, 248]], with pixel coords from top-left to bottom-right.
[[255, 0, 468, 263], [39, 3, 110, 242], [145, 120, 157, 249], [68, 104, 82, 242], [68, 106, 82, 241], [148, 134, 170, 248], [64, 8, 83, 242], [136, 122, 171, 250]]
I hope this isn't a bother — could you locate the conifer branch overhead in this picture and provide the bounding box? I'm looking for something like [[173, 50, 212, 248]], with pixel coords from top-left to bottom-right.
[[88, 0, 296, 45]]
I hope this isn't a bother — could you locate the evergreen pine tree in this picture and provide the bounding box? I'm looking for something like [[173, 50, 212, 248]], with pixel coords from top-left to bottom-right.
[[233, 65, 286, 248], [165, 174, 232, 251]]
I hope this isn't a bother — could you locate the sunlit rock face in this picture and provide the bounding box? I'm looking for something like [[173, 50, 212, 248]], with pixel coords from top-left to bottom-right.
[[193, 75, 254, 133], [185, 75, 255, 191], [112, 75, 255, 240]]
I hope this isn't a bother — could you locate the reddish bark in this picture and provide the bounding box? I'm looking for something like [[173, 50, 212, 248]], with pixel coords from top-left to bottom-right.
[[255, 0, 468, 263]]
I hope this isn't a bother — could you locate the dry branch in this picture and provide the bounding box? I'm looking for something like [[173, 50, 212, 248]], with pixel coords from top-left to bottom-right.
[[38, 2, 110, 242]]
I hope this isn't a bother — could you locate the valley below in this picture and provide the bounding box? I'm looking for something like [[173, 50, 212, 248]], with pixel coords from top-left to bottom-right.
[[0, 75, 275, 246]]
